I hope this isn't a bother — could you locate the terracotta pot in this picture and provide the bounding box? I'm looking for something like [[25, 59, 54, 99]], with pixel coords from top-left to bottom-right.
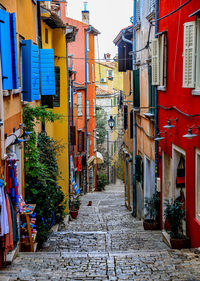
[[143, 219, 160, 230], [170, 237, 191, 249], [70, 210, 78, 219]]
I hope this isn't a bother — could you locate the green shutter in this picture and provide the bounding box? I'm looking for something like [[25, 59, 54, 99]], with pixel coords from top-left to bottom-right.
[[53, 66, 60, 107], [148, 66, 155, 114], [135, 155, 143, 183], [133, 69, 140, 108]]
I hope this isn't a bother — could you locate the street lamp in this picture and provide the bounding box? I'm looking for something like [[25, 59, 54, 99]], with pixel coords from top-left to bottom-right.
[[182, 127, 200, 139], [108, 116, 115, 130]]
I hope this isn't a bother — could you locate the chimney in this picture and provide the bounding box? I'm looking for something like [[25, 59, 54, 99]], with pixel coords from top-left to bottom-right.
[[82, 1, 89, 24]]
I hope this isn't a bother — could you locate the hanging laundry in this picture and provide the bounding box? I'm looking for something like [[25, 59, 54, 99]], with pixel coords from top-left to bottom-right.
[[0, 179, 9, 237], [7, 159, 19, 206], [8, 196, 18, 246], [5, 194, 14, 253]]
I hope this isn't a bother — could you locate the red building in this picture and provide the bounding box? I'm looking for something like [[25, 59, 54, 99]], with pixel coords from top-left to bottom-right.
[[60, 3, 99, 192], [156, 0, 200, 247]]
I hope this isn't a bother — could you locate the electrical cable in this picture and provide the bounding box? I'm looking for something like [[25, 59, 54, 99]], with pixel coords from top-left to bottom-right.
[[158, 105, 200, 117]]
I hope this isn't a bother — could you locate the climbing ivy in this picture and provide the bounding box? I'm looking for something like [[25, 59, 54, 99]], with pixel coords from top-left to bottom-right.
[[23, 105, 65, 246]]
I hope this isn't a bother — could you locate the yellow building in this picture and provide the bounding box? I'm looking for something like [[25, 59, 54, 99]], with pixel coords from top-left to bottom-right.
[[95, 56, 123, 183], [41, 9, 76, 212]]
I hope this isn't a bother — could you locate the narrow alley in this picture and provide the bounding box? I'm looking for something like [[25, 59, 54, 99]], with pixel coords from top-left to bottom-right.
[[1, 181, 200, 281]]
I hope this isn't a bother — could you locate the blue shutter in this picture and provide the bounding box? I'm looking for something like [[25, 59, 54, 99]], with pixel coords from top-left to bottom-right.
[[10, 13, 19, 89], [40, 49, 55, 96], [0, 9, 13, 90], [22, 40, 39, 102]]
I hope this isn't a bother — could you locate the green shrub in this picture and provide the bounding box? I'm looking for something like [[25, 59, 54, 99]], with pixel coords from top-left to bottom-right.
[[97, 172, 108, 191]]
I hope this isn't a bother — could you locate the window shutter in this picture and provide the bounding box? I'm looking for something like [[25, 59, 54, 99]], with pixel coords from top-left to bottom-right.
[[152, 39, 160, 85], [136, 155, 143, 183], [130, 110, 133, 139], [70, 126, 76, 145], [133, 69, 140, 108], [87, 63, 89, 82], [126, 43, 133, 70], [0, 9, 13, 90], [22, 40, 39, 101], [148, 66, 155, 114], [10, 13, 19, 89], [40, 49, 56, 95], [77, 92, 82, 116], [183, 21, 196, 88], [54, 66, 60, 107], [118, 46, 126, 72], [124, 105, 128, 130], [78, 131, 84, 152]]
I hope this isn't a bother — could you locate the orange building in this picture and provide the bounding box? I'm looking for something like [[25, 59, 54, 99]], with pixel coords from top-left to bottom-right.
[[60, 3, 99, 192]]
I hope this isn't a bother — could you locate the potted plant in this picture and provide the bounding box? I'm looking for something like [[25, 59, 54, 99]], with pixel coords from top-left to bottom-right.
[[70, 197, 80, 219], [164, 200, 190, 249], [143, 192, 160, 230]]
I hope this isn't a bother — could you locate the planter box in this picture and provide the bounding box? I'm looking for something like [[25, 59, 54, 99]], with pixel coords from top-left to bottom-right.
[[70, 210, 78, 219], [143, 219, 160, 230], [170, 237, 191, 249]]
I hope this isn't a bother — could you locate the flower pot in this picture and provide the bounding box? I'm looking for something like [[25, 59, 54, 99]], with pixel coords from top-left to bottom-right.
[[70, 210, 78, 219], [143, 219, 160, 230], [170, 237, 191, 249]]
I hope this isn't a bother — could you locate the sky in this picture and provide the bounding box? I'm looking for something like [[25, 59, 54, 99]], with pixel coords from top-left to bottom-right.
[[67, 0, 133, 59]]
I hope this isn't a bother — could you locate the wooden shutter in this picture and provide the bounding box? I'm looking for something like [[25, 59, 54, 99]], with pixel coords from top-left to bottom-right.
[[152, 39, 160, 85], [0, 9, 13, 90], [148, 66, 155, 114], [10, 13, 19, 89], [183, 21, 196, 88], [93, 99, 95, 116], [78, 131, 84, 152], [54, 66, 60, 107], [126, 43, 133, 70], [118, 46, 126, 72], [130, 110, 133, 139], [77, 92, 82, 116], [124, 105, 128, 130], [70, 126, 76, 145], [22, 40, 39, 102], [40, 49, 56, 95], [133, 69, 140, 108], [136, 155, 143, 183]]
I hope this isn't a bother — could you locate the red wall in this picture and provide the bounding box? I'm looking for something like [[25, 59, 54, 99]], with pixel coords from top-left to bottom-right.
[[158, 0, 200, 247]]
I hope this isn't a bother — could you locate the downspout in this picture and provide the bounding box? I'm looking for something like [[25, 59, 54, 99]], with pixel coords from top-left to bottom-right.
[[65, 35, 71, 201], [84, 25, 92, 193], [71, 71, 76, 172], [154, 0, 159, 184], [0, 52, 5, 161], [132, 0, 137, 217]]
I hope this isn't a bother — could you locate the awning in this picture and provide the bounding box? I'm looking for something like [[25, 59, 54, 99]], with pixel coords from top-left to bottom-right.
[[96, 152, 104, 164], [87, 155, 96, 166]]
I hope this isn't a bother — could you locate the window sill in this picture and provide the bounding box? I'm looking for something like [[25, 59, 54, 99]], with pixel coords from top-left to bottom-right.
[[157, 86, 166, 91], [78, 114, 83, 117], [192, 89, 200, 95]]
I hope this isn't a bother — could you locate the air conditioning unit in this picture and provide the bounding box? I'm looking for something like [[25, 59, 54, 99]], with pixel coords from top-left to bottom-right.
[[100, 78, 107, 83]]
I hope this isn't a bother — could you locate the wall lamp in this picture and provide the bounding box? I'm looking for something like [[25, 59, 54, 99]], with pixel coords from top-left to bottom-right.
[[154, 131, 166, 141], [163, 118, 178, 130], [183, 126, 200, 139]]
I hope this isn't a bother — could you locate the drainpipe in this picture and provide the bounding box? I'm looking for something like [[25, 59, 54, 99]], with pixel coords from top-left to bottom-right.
[[65, 36, 71, 202], [154, 0, 159, 184], [132, 0, 136, 217], [0, 52, 5, 161], [84, 25, 92, 193], [71, 71, 76, 173]]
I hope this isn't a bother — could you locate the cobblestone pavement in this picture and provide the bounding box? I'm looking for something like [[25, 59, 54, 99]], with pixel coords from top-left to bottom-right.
[[1, 180, 200, 280]]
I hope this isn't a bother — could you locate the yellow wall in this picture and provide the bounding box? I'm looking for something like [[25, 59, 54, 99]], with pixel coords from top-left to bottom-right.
[[95, 63, 114, 92], [41, 20, 69, 212], [113, 62, 123, 91]]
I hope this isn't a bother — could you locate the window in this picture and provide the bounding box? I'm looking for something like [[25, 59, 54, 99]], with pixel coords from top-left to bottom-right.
[[87, 63, 89, 82], [107, 69, 113, 78], [93, 130, 96, 151], [87, 100, 89, 119], [45, 28, 48, 44], [149, 0, 155, 13], [87, 135, 90, 155], [136, 0, 140, 24], [196, 149, 200, 221], [54, 67, 60, 107], [124, 105, 128, 130], [114, 97, 116, 107], [111, 99, 113, 107], [92, 64, 95, 82], [152, 33, 167, 89], [114, 116, 117, 128], [183, 20, 200, 93], [78, 130, 84, 152], [77, 92, 82, 116], [93, 99, 96, 116]]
